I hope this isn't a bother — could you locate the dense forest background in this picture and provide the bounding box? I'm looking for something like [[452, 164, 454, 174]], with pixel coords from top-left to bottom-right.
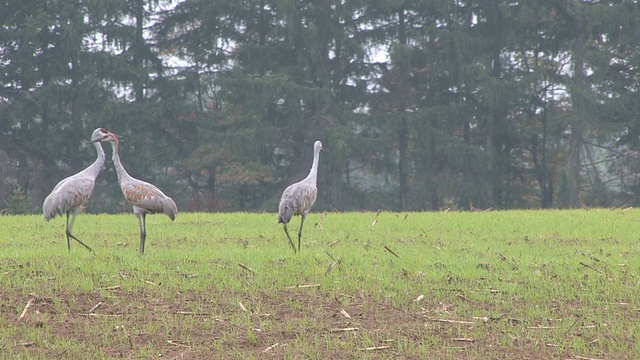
[[2, 0, 640, 214]]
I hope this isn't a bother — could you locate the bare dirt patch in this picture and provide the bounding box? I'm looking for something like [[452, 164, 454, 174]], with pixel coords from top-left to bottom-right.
[[1, 286, 598, 359]]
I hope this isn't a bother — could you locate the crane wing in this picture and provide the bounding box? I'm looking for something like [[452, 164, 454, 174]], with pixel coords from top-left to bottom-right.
[[121, 180, 178, 220], [43, 176, 96, 221], [279, 180, 317, 217]]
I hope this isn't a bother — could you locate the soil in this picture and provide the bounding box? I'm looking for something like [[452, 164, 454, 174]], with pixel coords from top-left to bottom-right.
[[4, 288, 581, 359]]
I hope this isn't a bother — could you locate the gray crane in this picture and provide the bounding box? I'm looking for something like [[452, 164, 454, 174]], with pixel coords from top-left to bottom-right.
[[98, 130, 177, 254], [43, 128, 109, 252], [278, 140, 323, 253]]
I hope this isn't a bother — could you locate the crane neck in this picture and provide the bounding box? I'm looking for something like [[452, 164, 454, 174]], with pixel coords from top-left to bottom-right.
[[109, 138, 131, 182], [83, 141, 106, 177], [93, 141, 106, 163], [305, 146, 321, 182]]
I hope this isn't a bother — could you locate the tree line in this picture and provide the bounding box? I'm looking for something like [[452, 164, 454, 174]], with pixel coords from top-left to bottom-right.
[[2, 0, 640, 214]]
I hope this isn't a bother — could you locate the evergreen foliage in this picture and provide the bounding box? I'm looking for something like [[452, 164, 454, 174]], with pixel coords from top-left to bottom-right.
[[5, 183, 33, 215], [2, 0, 640, 212]]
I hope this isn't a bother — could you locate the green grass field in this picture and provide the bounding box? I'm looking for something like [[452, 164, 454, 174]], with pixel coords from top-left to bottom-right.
[[0, 209, 638, 359]]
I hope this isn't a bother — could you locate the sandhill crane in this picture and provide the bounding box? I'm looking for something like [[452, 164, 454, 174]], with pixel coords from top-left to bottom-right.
[[278, 140, 323, 253], [43, 128, 109, 252], [99, 131, 177, 254]]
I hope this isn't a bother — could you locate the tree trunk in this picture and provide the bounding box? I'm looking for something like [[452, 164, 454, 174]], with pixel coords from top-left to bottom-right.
[[398, 116, 408, 210], [565, 16, 587, 208], [396, 5, 409, 210], [134, 0, 145, 102]]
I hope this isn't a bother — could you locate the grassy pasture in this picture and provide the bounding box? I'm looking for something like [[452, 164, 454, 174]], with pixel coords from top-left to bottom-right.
[[0, 209, 638, 359]]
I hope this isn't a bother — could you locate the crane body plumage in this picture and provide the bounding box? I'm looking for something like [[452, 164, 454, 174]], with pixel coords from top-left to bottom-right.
[[100, 131, 177, 254], [278, 181, 317, 225], [278, 140, 323, 253], [43, 128, 109, 251]]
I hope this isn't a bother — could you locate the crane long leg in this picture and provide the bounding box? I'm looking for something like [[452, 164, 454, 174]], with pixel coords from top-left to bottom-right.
[[66, 212, 72, 251], [297, 213, 307, 253], [66, 211, 93, 252], [283, 224, 297, 253], [137, 213, 147, 255]]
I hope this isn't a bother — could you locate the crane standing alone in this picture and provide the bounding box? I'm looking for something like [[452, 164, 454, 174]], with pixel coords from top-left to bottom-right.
[[278, 140, 323, 253], [99, 131, 177, 254], [43, 128, 109, 252]]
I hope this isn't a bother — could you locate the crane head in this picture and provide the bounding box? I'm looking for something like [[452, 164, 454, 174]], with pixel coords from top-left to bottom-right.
[[90, 128, 123, 144], [90, 128, 111, 143]]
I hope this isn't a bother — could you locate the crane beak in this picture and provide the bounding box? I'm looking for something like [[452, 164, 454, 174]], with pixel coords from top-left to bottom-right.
[[109, 132, 125, 141], [89, 135, 110, 143]]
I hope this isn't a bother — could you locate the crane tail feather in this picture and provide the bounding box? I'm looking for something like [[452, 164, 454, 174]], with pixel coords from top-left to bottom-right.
[[43, 193, 67, 221], [278, 204, 294, 225], [164, 197, 178, 221]]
